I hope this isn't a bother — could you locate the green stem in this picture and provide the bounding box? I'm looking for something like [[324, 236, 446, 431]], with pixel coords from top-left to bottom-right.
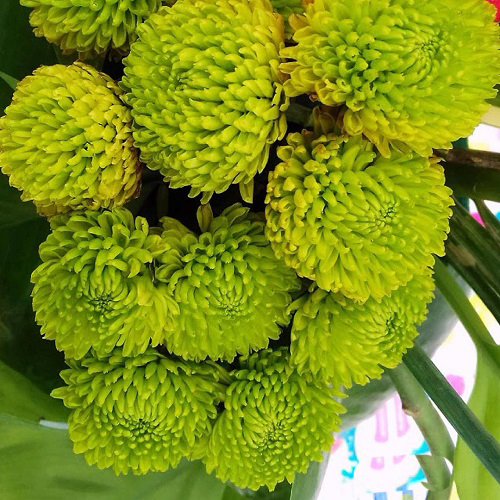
[[389, 363, 455, 461], [403, 344, 500, 483], [434, 259, 499, 366], [389, 364, 453, 499]]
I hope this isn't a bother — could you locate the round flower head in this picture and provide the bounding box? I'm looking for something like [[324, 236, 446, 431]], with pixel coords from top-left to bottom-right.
[[265, 131, 453, 302], [20, 0, 163, 58], [0, 63, 140, 216], [280, 0, 500, 156], [32, 209, 178, 359], [52, 348, 229, 475], [204, 348, 345, 491], [290, 268, 435, 387], [156, 204, 301, 361], [122, 0, 288, 203]]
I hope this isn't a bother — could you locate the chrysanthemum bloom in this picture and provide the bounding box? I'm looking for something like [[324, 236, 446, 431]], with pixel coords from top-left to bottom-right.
[[122, 0, 288, 203], [20, 0, 163, 58], [0, 63, 140, 216], [32, 209, 178, 359], [269, 0, 303, 37], [290, 269, 435, 387], [156, 204, 300, 361], [52, 349, 229, 474], [265, 132, 452, 302], [204, 348, 345, 490], [280, 0, 500, 156]]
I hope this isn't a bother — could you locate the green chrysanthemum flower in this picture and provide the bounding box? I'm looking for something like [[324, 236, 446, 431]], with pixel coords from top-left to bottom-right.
[[122, 0, 288, 203], [280, 0, 500, 156], [290, 269, 435, 387], [269, 0, 303, 37], [156, 204, 301, 361], [52, 348, 228, 475], [20, 0, 163, 58], [265, 131, 452, 302], [0, 63, 140, 216], [204, 348, 345, 491], [32, 209, 178, 359]]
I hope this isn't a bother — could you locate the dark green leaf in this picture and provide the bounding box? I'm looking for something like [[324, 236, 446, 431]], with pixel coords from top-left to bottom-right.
[[474, 199, 500, 247], [0, 415, 227, 500], [434, 258, 500, 367], [0, 0, 58, 114], [289, 455, 329, 500], [0, 175, 65, 393], [403, 344, 500, 484], [445, 201, 500, 324]]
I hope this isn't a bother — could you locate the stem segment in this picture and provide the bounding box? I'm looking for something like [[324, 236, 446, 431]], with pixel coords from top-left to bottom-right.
[[389, 363, 453, 498]]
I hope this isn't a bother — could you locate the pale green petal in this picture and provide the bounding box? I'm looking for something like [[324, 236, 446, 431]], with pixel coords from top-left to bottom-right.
[[0, 63, 141, 215]]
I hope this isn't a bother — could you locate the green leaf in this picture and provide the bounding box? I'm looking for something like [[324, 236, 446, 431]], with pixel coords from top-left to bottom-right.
[[0, 175, 65, 393], [474, 199, 500, 247], [222, 482, 291, 500], [454, 347, 500, 500], [434, 258, 500, 368], [0, 360, 68, 422], [403, 344, 500, 484], [0, 0, 58, 114], [0, 414, 228, 500], [0, 70, 17, 90], [445, 201, 500, 324], [289, 454, 329, 500]]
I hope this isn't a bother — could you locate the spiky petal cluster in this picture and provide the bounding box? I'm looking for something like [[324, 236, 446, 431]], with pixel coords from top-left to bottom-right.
[[156, 204, 300, 361], [122, 0, 288, 203], [269, 0, 304, 37], [32, 209, 178, 359], [52, 349, 228, 475], [280, 0, 500, 156], [20, 0, 163, 58], [0, 63, 140, 216], [265, 132, 452, 302], [204, 348, 345, 490], [290, 269, 435, 387]]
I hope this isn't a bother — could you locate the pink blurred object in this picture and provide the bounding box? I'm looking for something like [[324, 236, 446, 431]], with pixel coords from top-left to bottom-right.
[[486, 0, 500, 22], [471, 212, 484, 225]]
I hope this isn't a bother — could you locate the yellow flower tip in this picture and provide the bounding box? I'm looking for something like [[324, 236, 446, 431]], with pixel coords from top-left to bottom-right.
[[280, 0, 500, 154], [20, 0, 163, 58], [122, 0, 289, 202], [32, 208, 179, 359], [53, 349, 228, 475], [156, 204, 301, 361], [204, 348, 345, 490], [0, 62, 141, 215], [265, 131, 453, 302], [290, 268, 436, 388]]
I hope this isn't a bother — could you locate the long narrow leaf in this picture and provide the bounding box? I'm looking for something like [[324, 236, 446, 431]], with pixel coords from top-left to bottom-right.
[[403, 344, 500, 484]]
